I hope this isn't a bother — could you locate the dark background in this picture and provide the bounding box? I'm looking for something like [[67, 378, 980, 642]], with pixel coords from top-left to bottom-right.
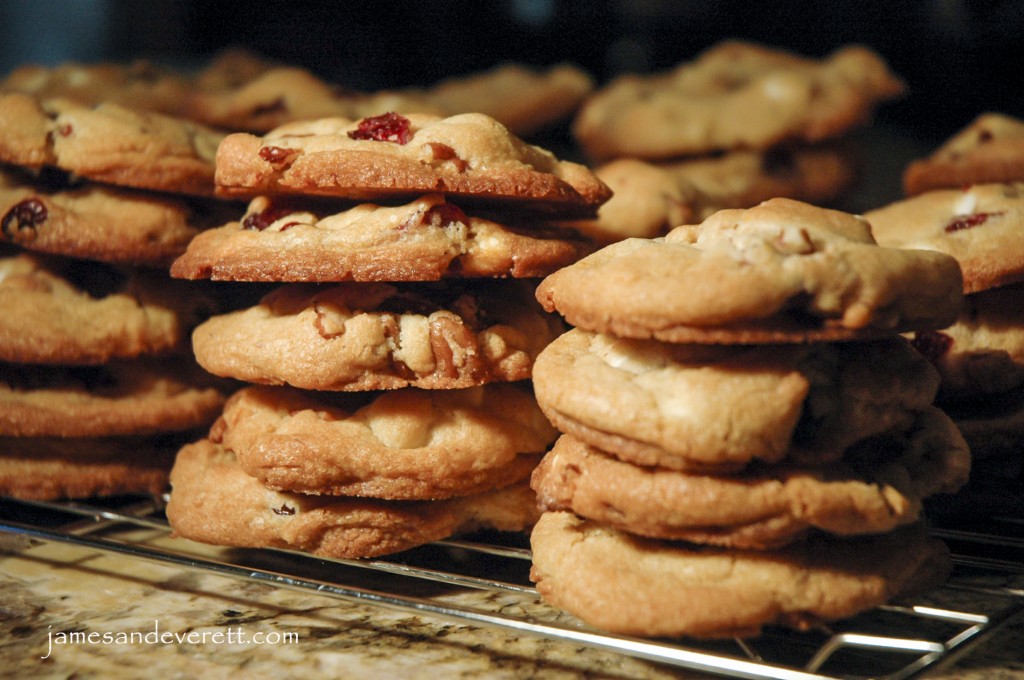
[[1, 0, 1022, 143]]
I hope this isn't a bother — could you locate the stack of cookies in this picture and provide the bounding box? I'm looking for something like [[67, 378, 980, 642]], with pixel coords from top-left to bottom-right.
[[1, 48, 595, 140], [0, 92, 234, 500], [527, 198, 971, 638], [567, 41, 905, 243], [866, 112, 1024, 517], [164, 110, 611, 559]]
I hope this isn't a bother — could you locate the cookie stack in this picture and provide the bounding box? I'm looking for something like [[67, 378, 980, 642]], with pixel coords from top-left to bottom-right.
[[568, 41, 904, 243], [527, 198, 971, 639], [164, 111, 611, 559], [867, 113, 1024, 517], [0, 92, 234, 500]]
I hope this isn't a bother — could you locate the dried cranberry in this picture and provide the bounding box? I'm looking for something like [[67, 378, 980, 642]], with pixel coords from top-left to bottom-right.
[[2, 198, 48, 239], [347, 112, 412, 144], [242, 204, 299, 231], [258, 145, 299, 168], [426, 203, 468, 228], [57, 124, 73, 137], [911, 331, 954, 364], [944, 211, 1003, 233]]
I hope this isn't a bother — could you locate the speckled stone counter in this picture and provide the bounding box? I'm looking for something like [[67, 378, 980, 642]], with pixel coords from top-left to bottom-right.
[[1, 523, 1022, 680]]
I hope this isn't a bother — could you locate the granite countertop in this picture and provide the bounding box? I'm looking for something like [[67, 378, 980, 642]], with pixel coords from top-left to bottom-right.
[[1, 516, 1022, 680]]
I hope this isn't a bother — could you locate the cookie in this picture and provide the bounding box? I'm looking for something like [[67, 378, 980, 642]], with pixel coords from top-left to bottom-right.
[[215, 383, 556, 500], [573, 41, 904, 162], [531, 415, 969, 549], [903, 113, 1024, 196], [170, 193, 593, 282], [570, 143, 857, 243], [909, 283, 1024, 401], [537, 199, 964, 344], [185, 65, 444, 134], [0, 92, 224, 197], [427, 63, 594, 137], [0, 434, 179, 500], [0, 59, 190, 116], [166, 438, 540, 559], [529, 511, 950, 639], [0, 166, 231, 266], [866, 182, 1024, 294], [191, 280, 563, 392], [213, 112, 612, 217], [0, 251, 217, 364], [0, 358, 227, 438], [532, 329, 940, 471]]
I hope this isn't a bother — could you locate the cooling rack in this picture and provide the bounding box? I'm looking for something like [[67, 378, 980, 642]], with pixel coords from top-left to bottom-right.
[[0, 494, 1021, 680]]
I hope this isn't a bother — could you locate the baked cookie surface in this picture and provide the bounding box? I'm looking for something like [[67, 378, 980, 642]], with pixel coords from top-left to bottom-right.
[[537, 199, 964, 343], [0, 251, 216, 364], [572, 144, 857, 243], [192, 280, 562, 391], [170, 194, 592, 282], [532, 329, 940, 471], [166, 438, 540, 559], [214, 112, 611, 217], [0, 166, 228, 266], [0, 92, 223, 197], [531, 417, 969, 549], [215, 383, 556, 500], [529, 511, 950, 639], [0, 359, 227, 437], [572, 41, 904, 161], [903, 113, 1024, 195], [866, 182, 1024, 294]]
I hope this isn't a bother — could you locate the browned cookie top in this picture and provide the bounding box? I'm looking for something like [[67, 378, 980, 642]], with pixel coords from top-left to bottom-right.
[[867, 182, 1024, 294], [573, 41, 904, 161], [0, 251, 216, 364], [537, 199, 963, 344], [214, 112, 611, 217], [0, 92, 224, 197], [904, 113, 1024, 196]]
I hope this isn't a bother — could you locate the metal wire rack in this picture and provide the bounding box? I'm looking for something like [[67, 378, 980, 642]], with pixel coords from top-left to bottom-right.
[[1, 494, 1021, 680]]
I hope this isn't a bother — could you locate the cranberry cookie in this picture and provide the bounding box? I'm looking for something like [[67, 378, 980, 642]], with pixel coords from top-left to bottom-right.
[[910, 283, 1024, 401], [191, 280, 562, 391], [866, 182, 1024, 294], [0, 92, 223, 197], [531, 416, 969, 549], [532, 329, 940, 471], [214, 112, 611, 217], [170, 194, 592, 282], [166, 438, 540, 559], [0, 166, 230, 266], [530, 511, 950, 639], [0, 251, 216, 364], [537, 199, 963, 344], [573, 41, 904, 162], [215, 383, 556, 500], [904, 113, 1024, 196]]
